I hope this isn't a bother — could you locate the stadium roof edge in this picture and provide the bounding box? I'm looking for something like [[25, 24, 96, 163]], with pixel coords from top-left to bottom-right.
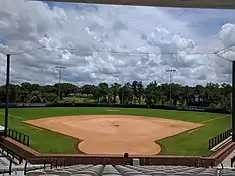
[[34, 0, 235, 9]]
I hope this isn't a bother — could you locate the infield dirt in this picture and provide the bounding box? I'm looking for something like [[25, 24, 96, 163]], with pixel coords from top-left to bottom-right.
[[25, 115, 202, 155]]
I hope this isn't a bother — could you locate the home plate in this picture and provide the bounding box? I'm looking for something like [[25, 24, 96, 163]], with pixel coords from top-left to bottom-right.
[[106, 109, 120, 112]]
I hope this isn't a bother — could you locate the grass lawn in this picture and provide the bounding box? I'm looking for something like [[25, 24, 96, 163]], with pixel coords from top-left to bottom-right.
[[0, 107, 231, 156]]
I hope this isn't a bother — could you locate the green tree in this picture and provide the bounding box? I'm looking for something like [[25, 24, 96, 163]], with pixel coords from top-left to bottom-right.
[[137, 81, 144, 104], [98, 82, 109, 103], [131, 81, 138, 103], [111, 83, 121, 103]]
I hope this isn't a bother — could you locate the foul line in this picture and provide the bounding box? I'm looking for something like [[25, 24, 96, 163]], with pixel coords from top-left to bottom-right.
[[200, 114, 230, 124], [0, 112, 24, 120], [0, 111, 230, 123]]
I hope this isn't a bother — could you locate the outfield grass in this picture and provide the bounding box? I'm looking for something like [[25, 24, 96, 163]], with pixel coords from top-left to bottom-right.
[[0, 107, 231, 156]]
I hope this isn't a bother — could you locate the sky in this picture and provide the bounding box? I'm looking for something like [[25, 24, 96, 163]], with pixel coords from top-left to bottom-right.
[[1, 0, 235, 87]]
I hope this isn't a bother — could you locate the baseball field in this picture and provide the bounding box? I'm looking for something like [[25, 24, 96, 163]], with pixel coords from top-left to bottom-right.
[[0, 107, 231, 156]]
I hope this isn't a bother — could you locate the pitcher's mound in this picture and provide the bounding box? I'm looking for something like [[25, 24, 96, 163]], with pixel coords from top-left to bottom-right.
[[25, 115, 202, 155]]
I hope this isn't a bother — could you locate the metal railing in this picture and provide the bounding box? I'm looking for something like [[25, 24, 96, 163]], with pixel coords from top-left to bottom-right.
[[208, 128, 232, 150], [231, 154, 235, 167], [24, 158, 66, 175], [7, 128, 30, 147], [0, 155, 13, 175], [24, 159, 49, 175], [0, 142, 23, 164]]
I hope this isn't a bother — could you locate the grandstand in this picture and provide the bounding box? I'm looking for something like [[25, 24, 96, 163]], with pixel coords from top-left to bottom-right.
[[1, 158, 235, 176], [21, 164, 235, 176]]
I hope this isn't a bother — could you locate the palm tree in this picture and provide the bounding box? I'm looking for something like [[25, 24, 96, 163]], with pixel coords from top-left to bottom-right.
[[137, 81, 144, 104], [98, 82, 109, 103], [132, 81, 138, 103], [111, 83, 121, 103]]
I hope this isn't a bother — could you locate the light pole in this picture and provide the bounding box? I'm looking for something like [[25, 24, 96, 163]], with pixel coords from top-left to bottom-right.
[[4, 54, 10, 137], [166, 69, 176, 106], [55, 66, 66, 100], [122, 88, 124, 104], [232, 61, 235, 141], [215, 52, 235, 142]]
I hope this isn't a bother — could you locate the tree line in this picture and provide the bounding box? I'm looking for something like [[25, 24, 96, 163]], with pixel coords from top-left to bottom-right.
[[0, 81, 232, 110]]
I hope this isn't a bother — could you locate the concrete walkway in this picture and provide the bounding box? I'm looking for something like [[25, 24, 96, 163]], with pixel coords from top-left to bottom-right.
[[221, 149, 235, 167]]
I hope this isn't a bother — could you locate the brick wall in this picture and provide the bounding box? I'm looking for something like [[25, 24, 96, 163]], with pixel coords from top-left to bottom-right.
[[0, 136, 233, 168]]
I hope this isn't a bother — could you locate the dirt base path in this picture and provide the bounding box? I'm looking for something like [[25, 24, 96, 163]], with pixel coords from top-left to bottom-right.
[[25, 115, 202, 155]]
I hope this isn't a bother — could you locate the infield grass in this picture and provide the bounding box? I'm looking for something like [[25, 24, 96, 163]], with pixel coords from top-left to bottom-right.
[[0, 107, 231, 156]]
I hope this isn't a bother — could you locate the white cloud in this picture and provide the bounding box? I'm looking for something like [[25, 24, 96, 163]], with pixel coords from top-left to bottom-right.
[[0, 0, 235, 87]]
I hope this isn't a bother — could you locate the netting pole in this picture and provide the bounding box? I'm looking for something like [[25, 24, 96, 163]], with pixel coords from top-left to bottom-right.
[[4, 54, 10, 137], [232, 61, 235, 142]]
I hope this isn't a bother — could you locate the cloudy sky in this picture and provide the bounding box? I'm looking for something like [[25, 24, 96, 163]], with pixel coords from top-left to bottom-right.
[[1, 0, 235, 87]]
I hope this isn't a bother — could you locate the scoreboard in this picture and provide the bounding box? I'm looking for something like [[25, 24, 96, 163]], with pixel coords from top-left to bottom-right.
[[186, 95, 209, 107]]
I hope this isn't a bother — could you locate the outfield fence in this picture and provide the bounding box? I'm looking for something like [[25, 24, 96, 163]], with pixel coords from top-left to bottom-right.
[[0, 103, 231, 114], [7, 128, 30, 147], [208, 128, 232, 150]]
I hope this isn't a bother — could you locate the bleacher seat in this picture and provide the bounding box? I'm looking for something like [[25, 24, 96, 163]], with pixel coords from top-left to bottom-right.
[[0, 162, 234, 176], [23, 164, 220, 176], [22, 164, 235, 176], [26, 170, 46, 176]]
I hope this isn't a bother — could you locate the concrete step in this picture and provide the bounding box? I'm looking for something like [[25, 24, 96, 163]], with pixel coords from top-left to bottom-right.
[[222, 149, 235, 167], [0, 152, 20, 166]]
